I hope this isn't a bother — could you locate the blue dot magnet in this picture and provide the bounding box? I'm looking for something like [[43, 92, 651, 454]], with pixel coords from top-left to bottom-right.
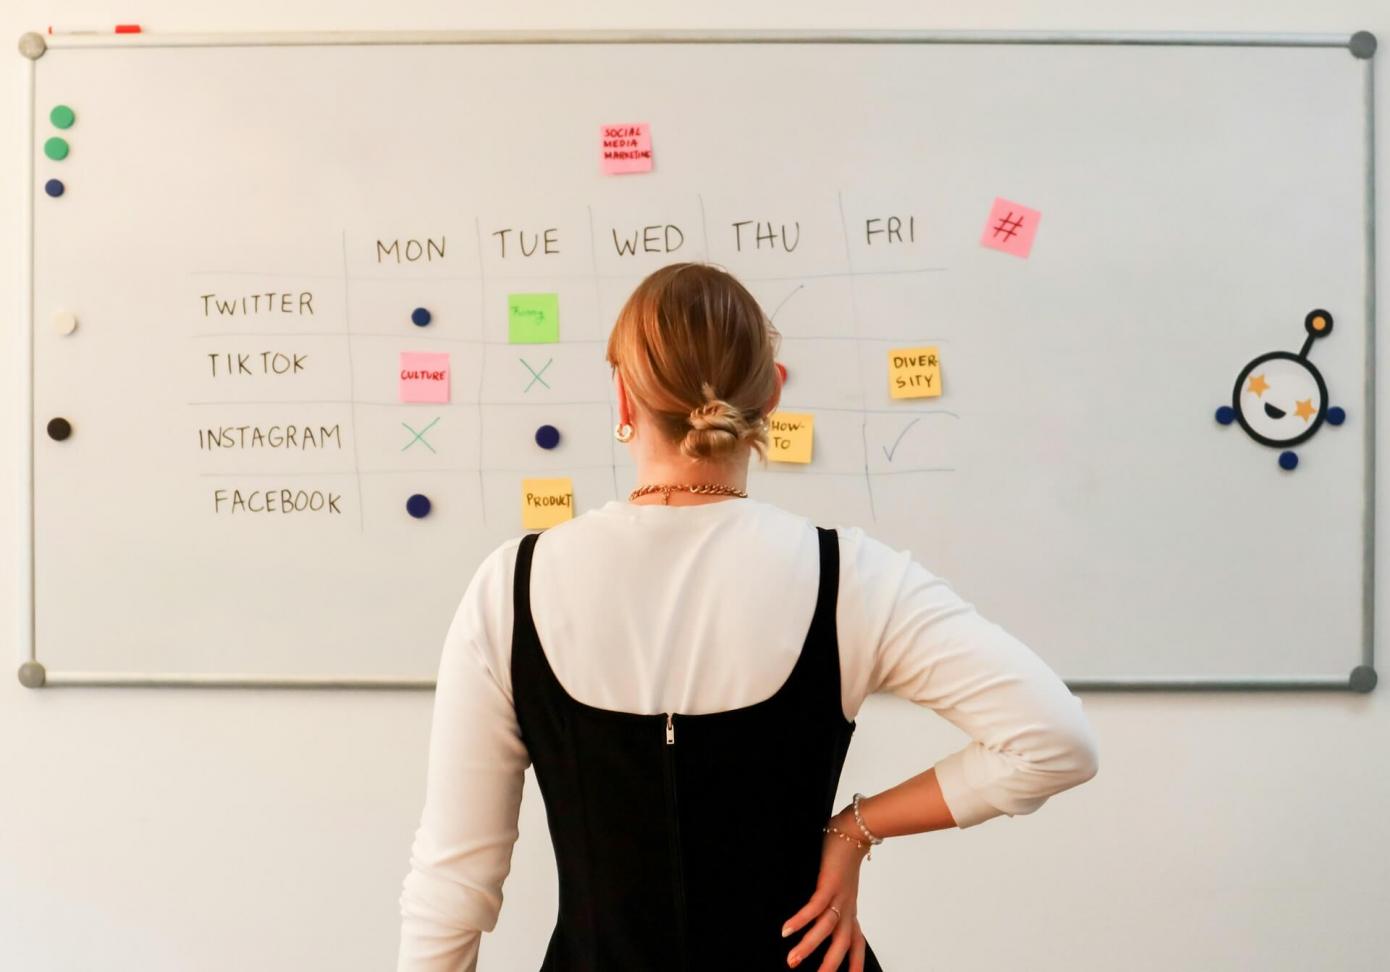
[[1327, 406, 1346, 426], [535, 424, 561, 450], [406, 493, 432, 518], [411, 307, 432, 327], [44, 178, 64, 198], [1278, 451, 1298, 471], [1214, 405, 1235, 425]]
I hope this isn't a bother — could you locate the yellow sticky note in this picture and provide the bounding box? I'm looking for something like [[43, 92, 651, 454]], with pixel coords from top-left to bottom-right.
[[767, 411, 814, 464], [888, 346, 942, 399], [521, 477, 574, 529]]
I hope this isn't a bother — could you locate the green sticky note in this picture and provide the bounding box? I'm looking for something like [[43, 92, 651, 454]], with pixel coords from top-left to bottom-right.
[[508, 293, 560, 344], [50, 105, 75, 129], [43, 137, 69, 161]]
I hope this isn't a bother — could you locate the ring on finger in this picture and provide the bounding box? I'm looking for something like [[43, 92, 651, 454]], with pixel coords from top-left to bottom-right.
[[827, 905, 841, 921]]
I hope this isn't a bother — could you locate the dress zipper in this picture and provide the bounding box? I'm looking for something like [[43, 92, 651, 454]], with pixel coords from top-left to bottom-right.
[[662, 712, 690, 968]]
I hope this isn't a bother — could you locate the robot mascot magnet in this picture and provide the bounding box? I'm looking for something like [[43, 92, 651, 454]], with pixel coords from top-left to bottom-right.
[[1215, 309, 1347, 471]]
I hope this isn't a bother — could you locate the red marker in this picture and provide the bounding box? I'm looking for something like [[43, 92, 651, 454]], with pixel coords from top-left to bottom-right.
[[46, 24, 142, 35]]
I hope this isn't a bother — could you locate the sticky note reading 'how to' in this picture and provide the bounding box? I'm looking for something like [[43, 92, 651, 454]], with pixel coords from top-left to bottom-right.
[[980, 197, 1041, 258], [522, 477, 574, 530], [888, 346, 942, 399], [508, 293, 560, 344], [399, 351, 450, 403], [767, 412, 814, 464], [601, 123, 653, 175]]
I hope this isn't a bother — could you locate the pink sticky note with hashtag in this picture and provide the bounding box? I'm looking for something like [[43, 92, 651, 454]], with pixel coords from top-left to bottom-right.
[[980, 197, 1041, 258], [600, 123, 653, 175], [399, 351, 450, 403]]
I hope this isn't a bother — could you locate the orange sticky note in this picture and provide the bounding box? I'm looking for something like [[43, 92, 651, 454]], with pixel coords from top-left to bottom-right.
[[767, 411, 814, 464], [521, 477, 574, 529], [399, 351, 450, 403], [888, 346, 942, 399], [601, 123, 653, 175]]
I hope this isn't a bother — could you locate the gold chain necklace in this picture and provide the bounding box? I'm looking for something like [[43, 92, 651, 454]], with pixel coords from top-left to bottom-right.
[[628, 483, 749, 505]]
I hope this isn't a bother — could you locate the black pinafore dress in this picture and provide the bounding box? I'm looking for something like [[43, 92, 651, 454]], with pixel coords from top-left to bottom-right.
[[511, 526, 885, 971]]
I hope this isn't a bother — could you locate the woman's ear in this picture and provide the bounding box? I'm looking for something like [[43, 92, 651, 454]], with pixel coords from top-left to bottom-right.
[[614, 368, 633, 427], [765, 362, 784, 416]]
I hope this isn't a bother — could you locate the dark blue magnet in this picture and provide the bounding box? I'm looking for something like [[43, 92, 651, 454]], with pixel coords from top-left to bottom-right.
[[406, 493, 432, 518], [1214, 405, 1235, 425], [1278, 451, 1298, 471], [44, 179, 64, 198], [1327, 406, 1346, 426], [411, 307, 432, 327], [535, 424, 561, 450]]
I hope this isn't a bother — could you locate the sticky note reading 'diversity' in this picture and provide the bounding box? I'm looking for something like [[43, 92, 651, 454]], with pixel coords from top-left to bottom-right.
[[508, 293, 560, 344], [521, 477, 574, 529], [399, 351, 450, 403], [888, 346, 942, 399], [767, 412, 814, 464]]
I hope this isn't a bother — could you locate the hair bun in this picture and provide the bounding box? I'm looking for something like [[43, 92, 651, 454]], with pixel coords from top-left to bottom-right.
[[681, 383, 750, 460]]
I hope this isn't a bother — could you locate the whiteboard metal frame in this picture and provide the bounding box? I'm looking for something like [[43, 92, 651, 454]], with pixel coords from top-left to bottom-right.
[[14, 28, 1378, 692]]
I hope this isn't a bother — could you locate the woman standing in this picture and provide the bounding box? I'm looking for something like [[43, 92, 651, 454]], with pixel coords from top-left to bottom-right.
[[398, 263, 1099, 971]]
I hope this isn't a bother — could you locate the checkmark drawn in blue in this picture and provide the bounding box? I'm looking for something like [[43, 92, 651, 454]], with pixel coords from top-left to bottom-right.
[[882, 418, 921, 462]]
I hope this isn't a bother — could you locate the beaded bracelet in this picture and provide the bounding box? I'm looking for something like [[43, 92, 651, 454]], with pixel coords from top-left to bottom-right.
[[822, 824, 870, 858], [850, 793, 884, 851]]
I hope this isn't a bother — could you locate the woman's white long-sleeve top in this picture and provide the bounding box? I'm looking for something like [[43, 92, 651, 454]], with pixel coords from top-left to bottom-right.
[[398, 497, 1100, 971]]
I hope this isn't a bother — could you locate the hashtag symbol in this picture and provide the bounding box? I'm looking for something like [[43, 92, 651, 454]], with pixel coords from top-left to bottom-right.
[[992, 212, 1024, 241]]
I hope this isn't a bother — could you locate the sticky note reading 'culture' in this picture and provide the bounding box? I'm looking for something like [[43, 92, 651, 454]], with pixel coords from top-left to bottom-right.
[[980, 197, 1041, 258], [601, 123, 653, 175], [767, 412, 814, 464], [521, 477, 574, 529], [399, 351, 450, 403], [888, 346, 942, 399], [508, 293, 560, 344]]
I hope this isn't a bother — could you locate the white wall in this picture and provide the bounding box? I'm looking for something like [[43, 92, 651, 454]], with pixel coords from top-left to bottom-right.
[[2, 3, 1387, 970]]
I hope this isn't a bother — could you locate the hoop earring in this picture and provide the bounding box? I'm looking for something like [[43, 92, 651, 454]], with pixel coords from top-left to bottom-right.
[[614, 422, 634, 443]]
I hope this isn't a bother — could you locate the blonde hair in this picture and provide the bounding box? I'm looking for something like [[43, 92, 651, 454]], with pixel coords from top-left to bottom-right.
[[606, 263, 780, 461]]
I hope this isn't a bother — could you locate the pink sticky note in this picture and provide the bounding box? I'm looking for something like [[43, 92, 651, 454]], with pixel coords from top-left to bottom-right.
[[980, 197, 1041, 258], [399, 351, 450, 403], [600, 123, 653, 175]]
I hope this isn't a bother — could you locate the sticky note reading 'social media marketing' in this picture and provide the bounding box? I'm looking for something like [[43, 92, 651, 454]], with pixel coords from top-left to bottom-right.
[[767, 412, 814, 464], [399, 351, 450, 403], [888, 346, 942, 399], [521, 477, 574, 529], [600, 123, 653, 175], [508, 293, 560, 344]]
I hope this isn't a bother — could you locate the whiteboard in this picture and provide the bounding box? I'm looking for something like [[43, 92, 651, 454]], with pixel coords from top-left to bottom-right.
[[19, 30, 1377, 690]]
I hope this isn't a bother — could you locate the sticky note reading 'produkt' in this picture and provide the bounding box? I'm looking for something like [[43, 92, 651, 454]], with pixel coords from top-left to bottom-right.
[[508, 293, 560, 344], [980, 197, 1041, 258], [399, 351, 450, 403], [601, 123, 653, 174], [521, 477, 574, 529], [767, 411, 814, 464], [888, 346, 942, 399]]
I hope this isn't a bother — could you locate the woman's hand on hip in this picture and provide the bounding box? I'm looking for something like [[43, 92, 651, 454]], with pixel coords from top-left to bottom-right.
[[781, 809, 871, 970]]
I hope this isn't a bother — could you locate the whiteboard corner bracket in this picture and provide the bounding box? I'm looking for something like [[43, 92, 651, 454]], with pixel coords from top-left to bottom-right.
[[1349, 664, 1377, 693], [1350, 31, 1377, 59], [17, 32, 46, 60], [17, 660, 46, 688]]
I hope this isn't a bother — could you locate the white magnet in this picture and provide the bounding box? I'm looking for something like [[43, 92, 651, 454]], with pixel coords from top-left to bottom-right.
[[52, 310, 77, 336]]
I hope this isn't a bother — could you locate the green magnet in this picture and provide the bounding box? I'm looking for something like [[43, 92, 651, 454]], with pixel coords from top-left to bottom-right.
[[43, 137, 69, 160], [50, 105, 75, 129]]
